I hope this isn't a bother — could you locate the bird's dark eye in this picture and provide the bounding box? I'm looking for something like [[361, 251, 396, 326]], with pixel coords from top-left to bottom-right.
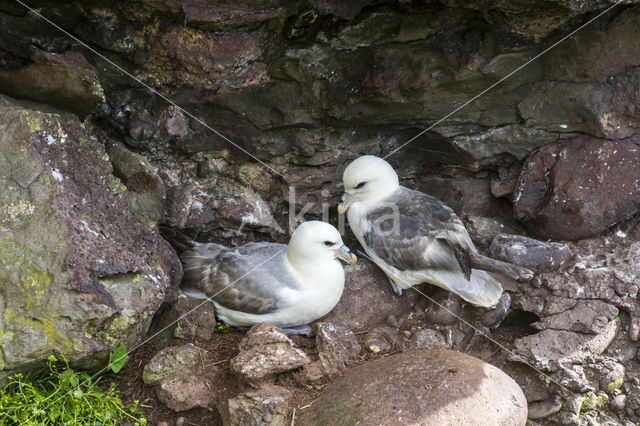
[[355, 181, 366, 189], [324, 241, 334, 247]]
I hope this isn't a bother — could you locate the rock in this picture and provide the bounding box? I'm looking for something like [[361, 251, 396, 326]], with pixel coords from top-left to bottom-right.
[[230, 324, 309, 383], [512, 320, 619, 370], [424, 289, 462, 326], [559, 365, 596, 393], [324, 260, 419, 332], [300, 349, 527, 425], [527, 399, 562, 419], [307, 0, 374, 20], [315, 322, 361, 375], [217, 384, 291, 426], [513, 136, 640, 240], [488, 234, 573, 273], [179, 0, 302, 30], [0, 47, 104, 117], [0, 98, 179, 383], [596, 360, 625, 392], [142, 344, 216, 411], [362, 325, 399, 354], [611, 395, 627, 413], [332, 8, 439, 50], [462, 215, 505, 249], [481, 292, 511, 328], [501, 362, 552, 403], [408, 328, 448, 350], [151, 295, 217, 344], [105, 141, 166, 229], [532, 300, 618, 335], [451, 125, 555, 165]]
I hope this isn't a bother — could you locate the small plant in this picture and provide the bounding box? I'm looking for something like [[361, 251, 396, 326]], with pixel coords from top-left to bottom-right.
[[107, 343, 128, 374], [0, 355, 146, 425], [214, 321, 231, 333]]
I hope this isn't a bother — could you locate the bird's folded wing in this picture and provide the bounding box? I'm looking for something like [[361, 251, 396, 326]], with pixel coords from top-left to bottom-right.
[[363, 187, 475, 275], [183, 242, 301, 314]]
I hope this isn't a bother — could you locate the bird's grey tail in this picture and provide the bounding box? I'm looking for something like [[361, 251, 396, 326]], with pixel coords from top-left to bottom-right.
[[470, 254, 534, 282], [181, 243, 225, 291], [425, 269, 503, 308]]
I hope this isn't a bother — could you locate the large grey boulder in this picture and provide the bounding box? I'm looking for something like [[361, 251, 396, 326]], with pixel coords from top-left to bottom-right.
[[0, 97, 179, 383], [300, 349, 528, 425]]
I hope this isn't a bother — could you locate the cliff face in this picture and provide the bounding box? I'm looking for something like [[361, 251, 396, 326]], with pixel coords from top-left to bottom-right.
[[1, 0, 638, 244], [1, 2, 640, 423]]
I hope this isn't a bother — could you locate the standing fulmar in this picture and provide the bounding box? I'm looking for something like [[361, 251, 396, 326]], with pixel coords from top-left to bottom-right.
[[338, 155, 532, 308], [181, 221, 357, 333]]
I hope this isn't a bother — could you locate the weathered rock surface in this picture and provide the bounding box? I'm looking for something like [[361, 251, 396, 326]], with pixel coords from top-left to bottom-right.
[[488, 234, 573, 273], [314, 321, 360, 375], [362, 325, 399, 354], [0, 48, 104, 117], [514, 137, 640, 240], [3, 2, 640, 424], [527, 399, 563, 420], [151, 294, 217, 344], [325, 260, 419, 332], [408, 328, 448, 350], [302, 322, 360, 381], [142, 344, 216, 411], [217, 384, 291, 426], [512, 321, 619, 370], [0, 97, 179, 383], [230, 324, 309, 384], [300, 349, 528, 425]]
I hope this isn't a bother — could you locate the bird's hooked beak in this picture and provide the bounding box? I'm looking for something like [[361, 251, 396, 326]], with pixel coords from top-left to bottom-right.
[[335, 244, 357, 265], [337, 192, 353, 214]]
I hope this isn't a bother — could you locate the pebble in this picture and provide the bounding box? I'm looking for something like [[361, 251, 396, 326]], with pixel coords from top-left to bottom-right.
[[610, 394, 627, 413], [527, 399, 562, 419]]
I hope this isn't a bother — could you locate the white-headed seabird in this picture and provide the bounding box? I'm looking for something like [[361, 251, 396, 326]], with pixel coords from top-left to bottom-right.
[[338, 155, 532, 308], [180, 221, 357, 333]]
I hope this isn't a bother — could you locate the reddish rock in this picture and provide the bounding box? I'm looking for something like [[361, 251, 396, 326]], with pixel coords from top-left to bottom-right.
[[230, 324, 310, 384], [513, 137, 640, 240], [324, 260, 419, 332], [408, 328, 448, 350], [315, 322, 361, 374], [142, 344, 217, 411], [217, 384, 292, 426]]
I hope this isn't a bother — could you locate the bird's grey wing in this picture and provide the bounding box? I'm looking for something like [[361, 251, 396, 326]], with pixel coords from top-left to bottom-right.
[[182, 242, 301, 314], [363, 187, 475, 276]]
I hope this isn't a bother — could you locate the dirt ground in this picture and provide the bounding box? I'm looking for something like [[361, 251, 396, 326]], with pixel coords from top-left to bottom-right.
[[108, 329, 328, 426]]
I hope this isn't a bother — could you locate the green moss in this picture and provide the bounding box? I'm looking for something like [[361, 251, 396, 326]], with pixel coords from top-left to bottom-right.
[[21, 112, 41, 132], [38, 174, 52, 187], [579, 392, 597, 413], [19, 263, 52, 311], [607, 378, 624, 392], [106, 174, 127, 196]]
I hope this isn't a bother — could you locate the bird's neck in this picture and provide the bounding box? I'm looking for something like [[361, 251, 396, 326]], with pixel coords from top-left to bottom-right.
[[356, 183, 399, 212]]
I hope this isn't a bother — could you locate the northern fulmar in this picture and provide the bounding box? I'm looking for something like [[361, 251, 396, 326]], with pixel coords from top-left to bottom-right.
[[338, 155, 532, 308], [180, 221, 357, 333]]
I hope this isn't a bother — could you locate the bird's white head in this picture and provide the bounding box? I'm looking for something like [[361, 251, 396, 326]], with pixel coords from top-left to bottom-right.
[[338, 155, 399, 213], [287, 221, 357, 268]]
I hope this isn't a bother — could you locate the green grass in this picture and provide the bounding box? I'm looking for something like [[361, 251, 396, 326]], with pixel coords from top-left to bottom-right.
[[214, 321, 231, 333], [0, 355, 146, 425]]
